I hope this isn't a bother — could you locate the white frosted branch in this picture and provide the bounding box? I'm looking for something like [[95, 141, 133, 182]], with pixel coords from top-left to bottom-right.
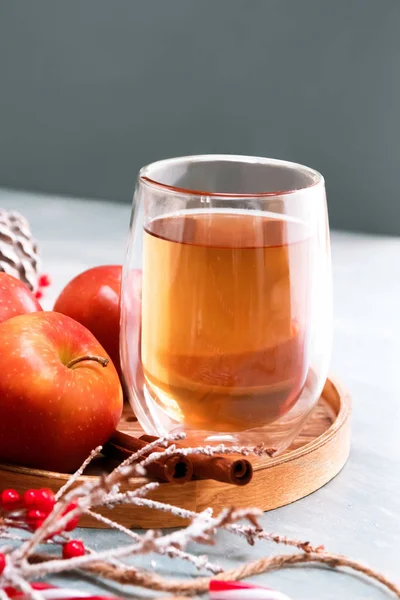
[[55, 446, 103, 501]]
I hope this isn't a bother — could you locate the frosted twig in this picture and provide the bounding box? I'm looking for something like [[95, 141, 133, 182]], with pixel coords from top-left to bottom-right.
[[55, 446, 103, 501], [130, 497, 212, 522], [23, 539, 154, 577], [86, 510, 222, 574], [103, 481, 160, 508], [121, 497, 320, 553], [177, 443, 276, 458], [113, 433, 185, 475], [227, 523, 323, 553]]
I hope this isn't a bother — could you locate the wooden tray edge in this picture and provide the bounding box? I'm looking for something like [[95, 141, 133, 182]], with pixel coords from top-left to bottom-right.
[[256, 375, 351, 470]]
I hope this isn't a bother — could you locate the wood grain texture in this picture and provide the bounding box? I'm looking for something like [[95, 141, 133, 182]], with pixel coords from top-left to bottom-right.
[[0, 376, 351, 529]]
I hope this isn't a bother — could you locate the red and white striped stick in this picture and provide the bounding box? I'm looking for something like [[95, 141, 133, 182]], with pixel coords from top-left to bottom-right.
[[3, 580, 292, 600], [2, 583, 122, 600], [209, 580, 292, 600]]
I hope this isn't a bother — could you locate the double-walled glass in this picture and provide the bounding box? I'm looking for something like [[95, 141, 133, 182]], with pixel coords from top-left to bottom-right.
[[121, 155, 332, 453]]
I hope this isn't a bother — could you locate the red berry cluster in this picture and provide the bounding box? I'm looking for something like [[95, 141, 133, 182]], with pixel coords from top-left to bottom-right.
[[0, 488, 85, 560], [1, 488, 56, 530], [0, 488, 85, 564]]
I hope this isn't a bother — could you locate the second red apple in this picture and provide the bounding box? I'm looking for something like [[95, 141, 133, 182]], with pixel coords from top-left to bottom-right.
[[54, 266, 122, 376]]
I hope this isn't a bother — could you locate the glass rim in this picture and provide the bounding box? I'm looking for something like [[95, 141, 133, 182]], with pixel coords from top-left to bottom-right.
[[139, 154, 324, 198]]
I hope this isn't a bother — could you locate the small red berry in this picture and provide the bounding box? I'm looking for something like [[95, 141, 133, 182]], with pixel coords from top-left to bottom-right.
[[23, 489, 39, 508], [62, 540, 85, 559], [35, 290, 43, 299], [63, 501, 80, 531], [36, 489, 55, 513], [1, 489, 21, 510], [39, 274, 51, 288], [65, 517, 79, 531], [26, 509, 48, 531], [0, 552, 6, 574]]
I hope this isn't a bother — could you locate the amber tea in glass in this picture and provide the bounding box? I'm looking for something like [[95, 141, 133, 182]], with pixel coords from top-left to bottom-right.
[[121, 156, 331, 451]]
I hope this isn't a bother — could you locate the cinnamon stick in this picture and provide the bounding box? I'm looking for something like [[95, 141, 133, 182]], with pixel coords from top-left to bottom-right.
[[104, 432, 193, 484], [140, 435, 253, 487]]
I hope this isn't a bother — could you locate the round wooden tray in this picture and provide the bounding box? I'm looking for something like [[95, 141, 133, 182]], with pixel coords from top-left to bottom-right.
[[0, 376, 351, 529]]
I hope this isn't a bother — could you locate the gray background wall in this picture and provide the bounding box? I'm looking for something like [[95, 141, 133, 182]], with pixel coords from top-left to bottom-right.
[[0, 0, 399, 235]]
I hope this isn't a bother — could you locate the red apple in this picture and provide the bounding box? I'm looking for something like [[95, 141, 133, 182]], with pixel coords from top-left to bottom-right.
[[0, 311, 123, 472], [0, 273, 42, 323], [54, 266, 122, 377]]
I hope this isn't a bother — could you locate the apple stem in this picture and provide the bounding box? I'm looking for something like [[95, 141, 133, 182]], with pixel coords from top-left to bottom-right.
[[65, 355, 110, 369]]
